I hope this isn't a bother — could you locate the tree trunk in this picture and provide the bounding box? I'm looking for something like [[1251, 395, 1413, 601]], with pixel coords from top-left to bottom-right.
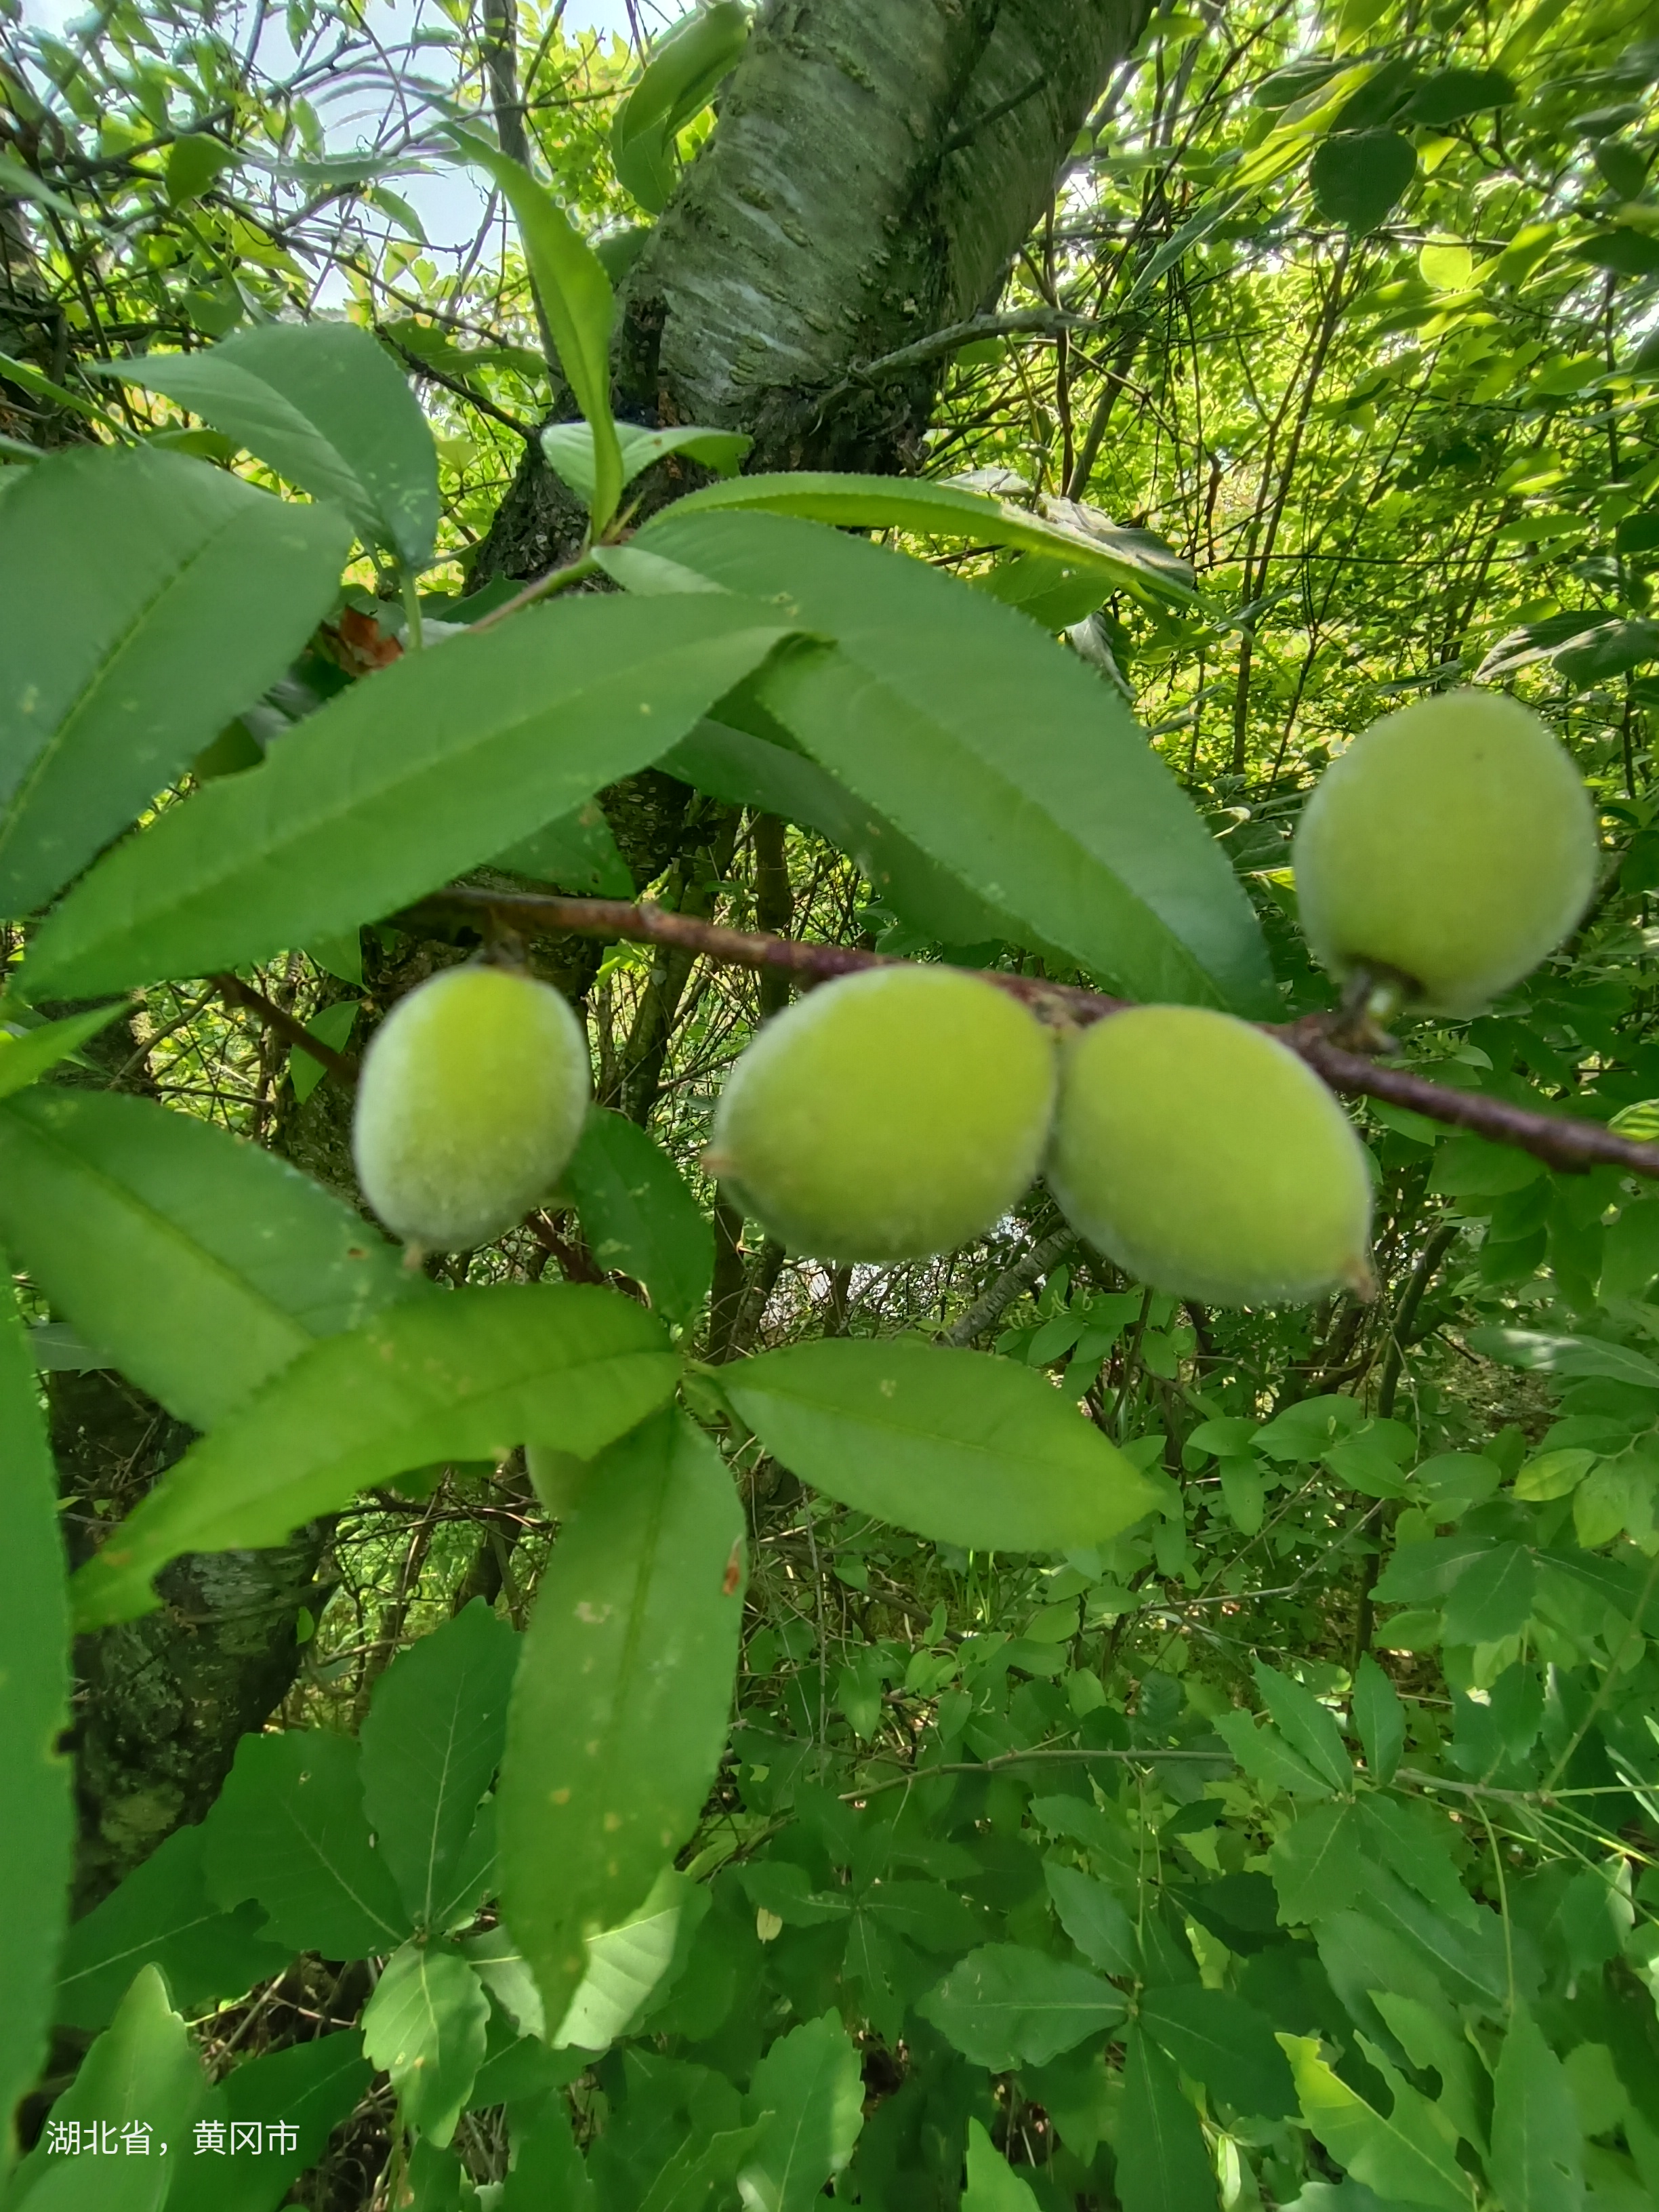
[[475, 0, 1151, 581]]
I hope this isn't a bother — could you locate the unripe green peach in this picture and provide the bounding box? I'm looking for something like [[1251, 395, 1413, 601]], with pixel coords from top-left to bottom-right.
[[352, 964, 589, 1250], [1292, 689, 1597, 1017], [706, 966, 1056, 1263], [1045, 1004, 1373, 1307]]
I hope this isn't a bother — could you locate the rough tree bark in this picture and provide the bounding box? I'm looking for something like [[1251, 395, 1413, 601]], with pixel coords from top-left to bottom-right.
[[476, 0, 1152, 579]]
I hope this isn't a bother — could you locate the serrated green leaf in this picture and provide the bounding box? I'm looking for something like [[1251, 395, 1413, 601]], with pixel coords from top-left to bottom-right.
[[363, 1938, 488, 2147], [1252, 1663, 1353, 1790], [101, 324, 438, 569], [916, 1944, 1124, 2070], [498, 1413, 744, 2030], [1215, 1708, 1334, 1799], [1491, 2004, 1583, 2212], [71, 1284, 678, 1627], [1441, 1542, 1537, 1645], [0, 1087, 419, 1431], [1115, 2026, 1217, 2212], [1269, 1801, 1367, 1923], [24, 597, 788, 1000], [1043, 1861, 1138, 1974], [1141, 1985, 1297, 2118], [723, 1338, 1159, 1554], [1282, 2032, 1473, 2211], [737, 2010, 863, 2211], [567, 1109, 714, 1325], [0, 445, 348, 918], [1351, 1654, 1406, 1784], [0, 1291, 73, 2178], [360, 1599, 520, 1932], [203, 1729, 409, 1958], [541, 420, 752, 507], [638, 513, 1271, 1010], [54, 1824, 289, 2032]]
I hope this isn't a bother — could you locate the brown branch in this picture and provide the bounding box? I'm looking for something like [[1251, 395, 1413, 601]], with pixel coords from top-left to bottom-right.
[[398, 885, 1659, 1183], [210, 972, 359, 1086]]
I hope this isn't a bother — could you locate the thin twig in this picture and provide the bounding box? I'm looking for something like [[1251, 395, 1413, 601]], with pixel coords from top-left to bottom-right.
[[210, 972, 359, 1085], [398, 886, 1659, 1182]]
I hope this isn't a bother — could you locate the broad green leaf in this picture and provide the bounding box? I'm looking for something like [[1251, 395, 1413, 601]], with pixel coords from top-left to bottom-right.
[[655, 475, 1198, 608], [1115, 2026, 1217, 2212], [1252, 1663, 1353, 1791], [500, 2092, 596, 2212], [362, 1938, 489, 2147], [72, 1284, 678, 1626], [1268, 1801, 1367, 1924], [0, 1003, 124, 1099], [0, 1087, 419, 1431], [737, 2011, 863, 2211], [0, 1292, 72, 2178], [567, 1109, 714, 1324], [203, 1729, 409, 1958], [0, 445, 348, 918], [453, 130, 621, 530], [556, 1868, 707, 2051], [962, 2121, 1042, 2212], [498, 1412, 745, 2028], [1140, 1986, 1297, 2118], [636, 512, 1273, 1011], [1490, 2004, 1584, 2212], [1372, 1992, 1487, 2161], [54, 1824, 290, 2032], [24, 596, 787, 1000], [1043, 1861, 1138, 1975], [1282, 2032, 1475, 2211], [493, 796, 634, 896], [722, 1338, 1160, 1553], [915, 1944, 1124, 2070], [1351, 1654, 1406, 1784], [104, 326, 436, 569], [164, 2032, 371, 2212], [1399, 66, 1515, 125], [1309, 130, 1416, 232], [1441, 1542, 1537, 1645], [1215, 1708, 1336, 1799], [541, 420, 752, 508], [359, 1599, 520, 1931], [662, 716, 1012, 947], [9, 1967, 201, 2212]]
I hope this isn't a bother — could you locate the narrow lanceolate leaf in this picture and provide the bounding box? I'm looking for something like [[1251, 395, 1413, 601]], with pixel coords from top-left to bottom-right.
[[203, 1731, 410, 1960], [1490, 2005, 1584, 2212], [102, 323, 440, 569], [71, 1284, 678, 1628], [54, 1824, 290, 2033], [567, 1109, 715, 1325], [738, 2011, 864, 2212], [453, 130, 622, 529], [0, 1087, 420, 1431], [0, 444, 349, 919], [1351, 1652, 1406, 1784], [359, 1600, 520, 1933], [0, 1292, 73, 2179], [657, 474, 1197, 608], [498, 1412, 745, 2030], [24, 596, 787, 1000], [1115, 2028, 1218, 2212], [723, 1338, 1160, 1554], [0, 1002, 125, 1099], [637, 512, 1273, 1012], [361, 1939, 488, 2148]]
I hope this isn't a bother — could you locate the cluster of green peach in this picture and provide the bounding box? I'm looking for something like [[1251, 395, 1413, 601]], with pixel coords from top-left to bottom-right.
[[351, 692, 1597, 1310]]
